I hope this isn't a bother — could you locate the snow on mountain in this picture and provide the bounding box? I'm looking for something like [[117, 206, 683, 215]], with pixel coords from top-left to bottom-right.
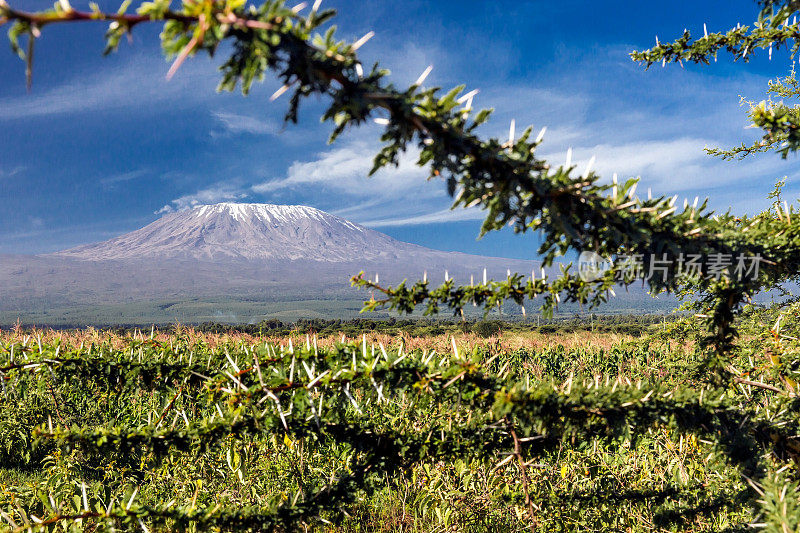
[[0, 203, 674, 324], [56, 203, 431, 262]]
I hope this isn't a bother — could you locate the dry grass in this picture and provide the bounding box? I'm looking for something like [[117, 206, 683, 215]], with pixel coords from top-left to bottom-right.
[[0, 323, 640, 353]]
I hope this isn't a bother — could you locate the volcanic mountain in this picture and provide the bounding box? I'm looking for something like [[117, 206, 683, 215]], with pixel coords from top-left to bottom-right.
[[5, 203, 598, 324], [55, 203, 455, 263]]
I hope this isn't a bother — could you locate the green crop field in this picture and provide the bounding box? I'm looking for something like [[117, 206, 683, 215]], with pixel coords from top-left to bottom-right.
[[0, 305, 793, 531]]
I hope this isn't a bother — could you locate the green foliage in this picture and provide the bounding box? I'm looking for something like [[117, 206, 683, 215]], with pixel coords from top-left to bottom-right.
[[187, 314, 672, 338], [0, 330, 778, 531], [471, 320, 502, 338], [631, 5, 800, 159], [5, 0, 800, 529]]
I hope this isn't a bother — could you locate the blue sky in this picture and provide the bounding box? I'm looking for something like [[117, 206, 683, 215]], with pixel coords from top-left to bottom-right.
[[1, 0, 798, 259]]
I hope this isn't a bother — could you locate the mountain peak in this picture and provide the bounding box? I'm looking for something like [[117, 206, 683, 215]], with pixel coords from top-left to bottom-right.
[[55, 202, 413, 262], [192, 202, 329, 222], [10, 202, 548, 324], [189, 203, 367, 233]]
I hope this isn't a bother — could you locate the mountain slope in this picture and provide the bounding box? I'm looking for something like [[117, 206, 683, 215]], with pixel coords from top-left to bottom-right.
[[55, 203, 433, 262], [0, 203, 679, 325], [3, 203, 591, 324]]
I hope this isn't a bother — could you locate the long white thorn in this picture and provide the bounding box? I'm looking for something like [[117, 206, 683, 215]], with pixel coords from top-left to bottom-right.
[[302, 360, 314, 380], [127, 487, 139, 511], [371, 376, 386, 402], [307, 370, 329, 388], [456, 89, 479, 104], [464, 94, 474, 112], [351, 31, 374, 51], [379, 342, 389, 361], [225, 352, 240, 374], [270, 82, 293, 101], [535, 126, 547, 143], [583, 155, 595, 178], [414, 65, 433, 86], [344, 383, 362, 414]]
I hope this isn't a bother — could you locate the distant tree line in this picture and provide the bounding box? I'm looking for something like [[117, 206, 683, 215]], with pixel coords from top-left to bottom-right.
[[193, 314, 675, 337]]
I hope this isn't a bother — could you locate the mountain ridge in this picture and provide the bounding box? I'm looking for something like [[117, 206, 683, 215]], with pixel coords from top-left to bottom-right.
[[54, 203, 457, 262], [0, 202, 563, 324]]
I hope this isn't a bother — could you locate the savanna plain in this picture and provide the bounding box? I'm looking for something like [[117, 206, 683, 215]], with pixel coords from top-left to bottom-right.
[[0, 310, 787, 532]]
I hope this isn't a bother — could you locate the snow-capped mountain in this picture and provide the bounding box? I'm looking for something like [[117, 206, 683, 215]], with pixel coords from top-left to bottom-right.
[[56, 203, 434, 262], [0, 203, 559, 324], [0, 202, 672, 324]]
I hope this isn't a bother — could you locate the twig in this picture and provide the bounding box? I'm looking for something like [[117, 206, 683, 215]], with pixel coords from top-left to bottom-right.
[[509, 424, 538, 530], [45, 374, 67, 426], [733, 377, 786, 394], [0, 5, 194, 27], [155, 385, 184, 427]]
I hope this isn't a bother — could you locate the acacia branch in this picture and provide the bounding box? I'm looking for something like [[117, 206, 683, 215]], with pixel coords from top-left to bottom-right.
[[734, 377, 787, 394], [509, 424, 538, 530], [0, 3, 194, 27]]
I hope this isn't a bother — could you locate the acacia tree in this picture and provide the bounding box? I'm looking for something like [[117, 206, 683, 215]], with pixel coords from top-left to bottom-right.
[[4, 0, 800, 530]]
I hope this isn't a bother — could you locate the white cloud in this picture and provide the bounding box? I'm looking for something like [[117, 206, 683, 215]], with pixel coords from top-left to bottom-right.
[[253, 139, 434, 197], [329, 198, 388, 218], [211, 111, 276, 136], [549, 137, 716, 189], [359, 207, 485, 227], [0, 165, 25, 179], [557, 137, 792, 211], [156, 182, 250, 213], [100, 169, 150, 187], [123, 37, 800, 227], [0, 56, 219, 120], [249, 136, 462, 226]]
